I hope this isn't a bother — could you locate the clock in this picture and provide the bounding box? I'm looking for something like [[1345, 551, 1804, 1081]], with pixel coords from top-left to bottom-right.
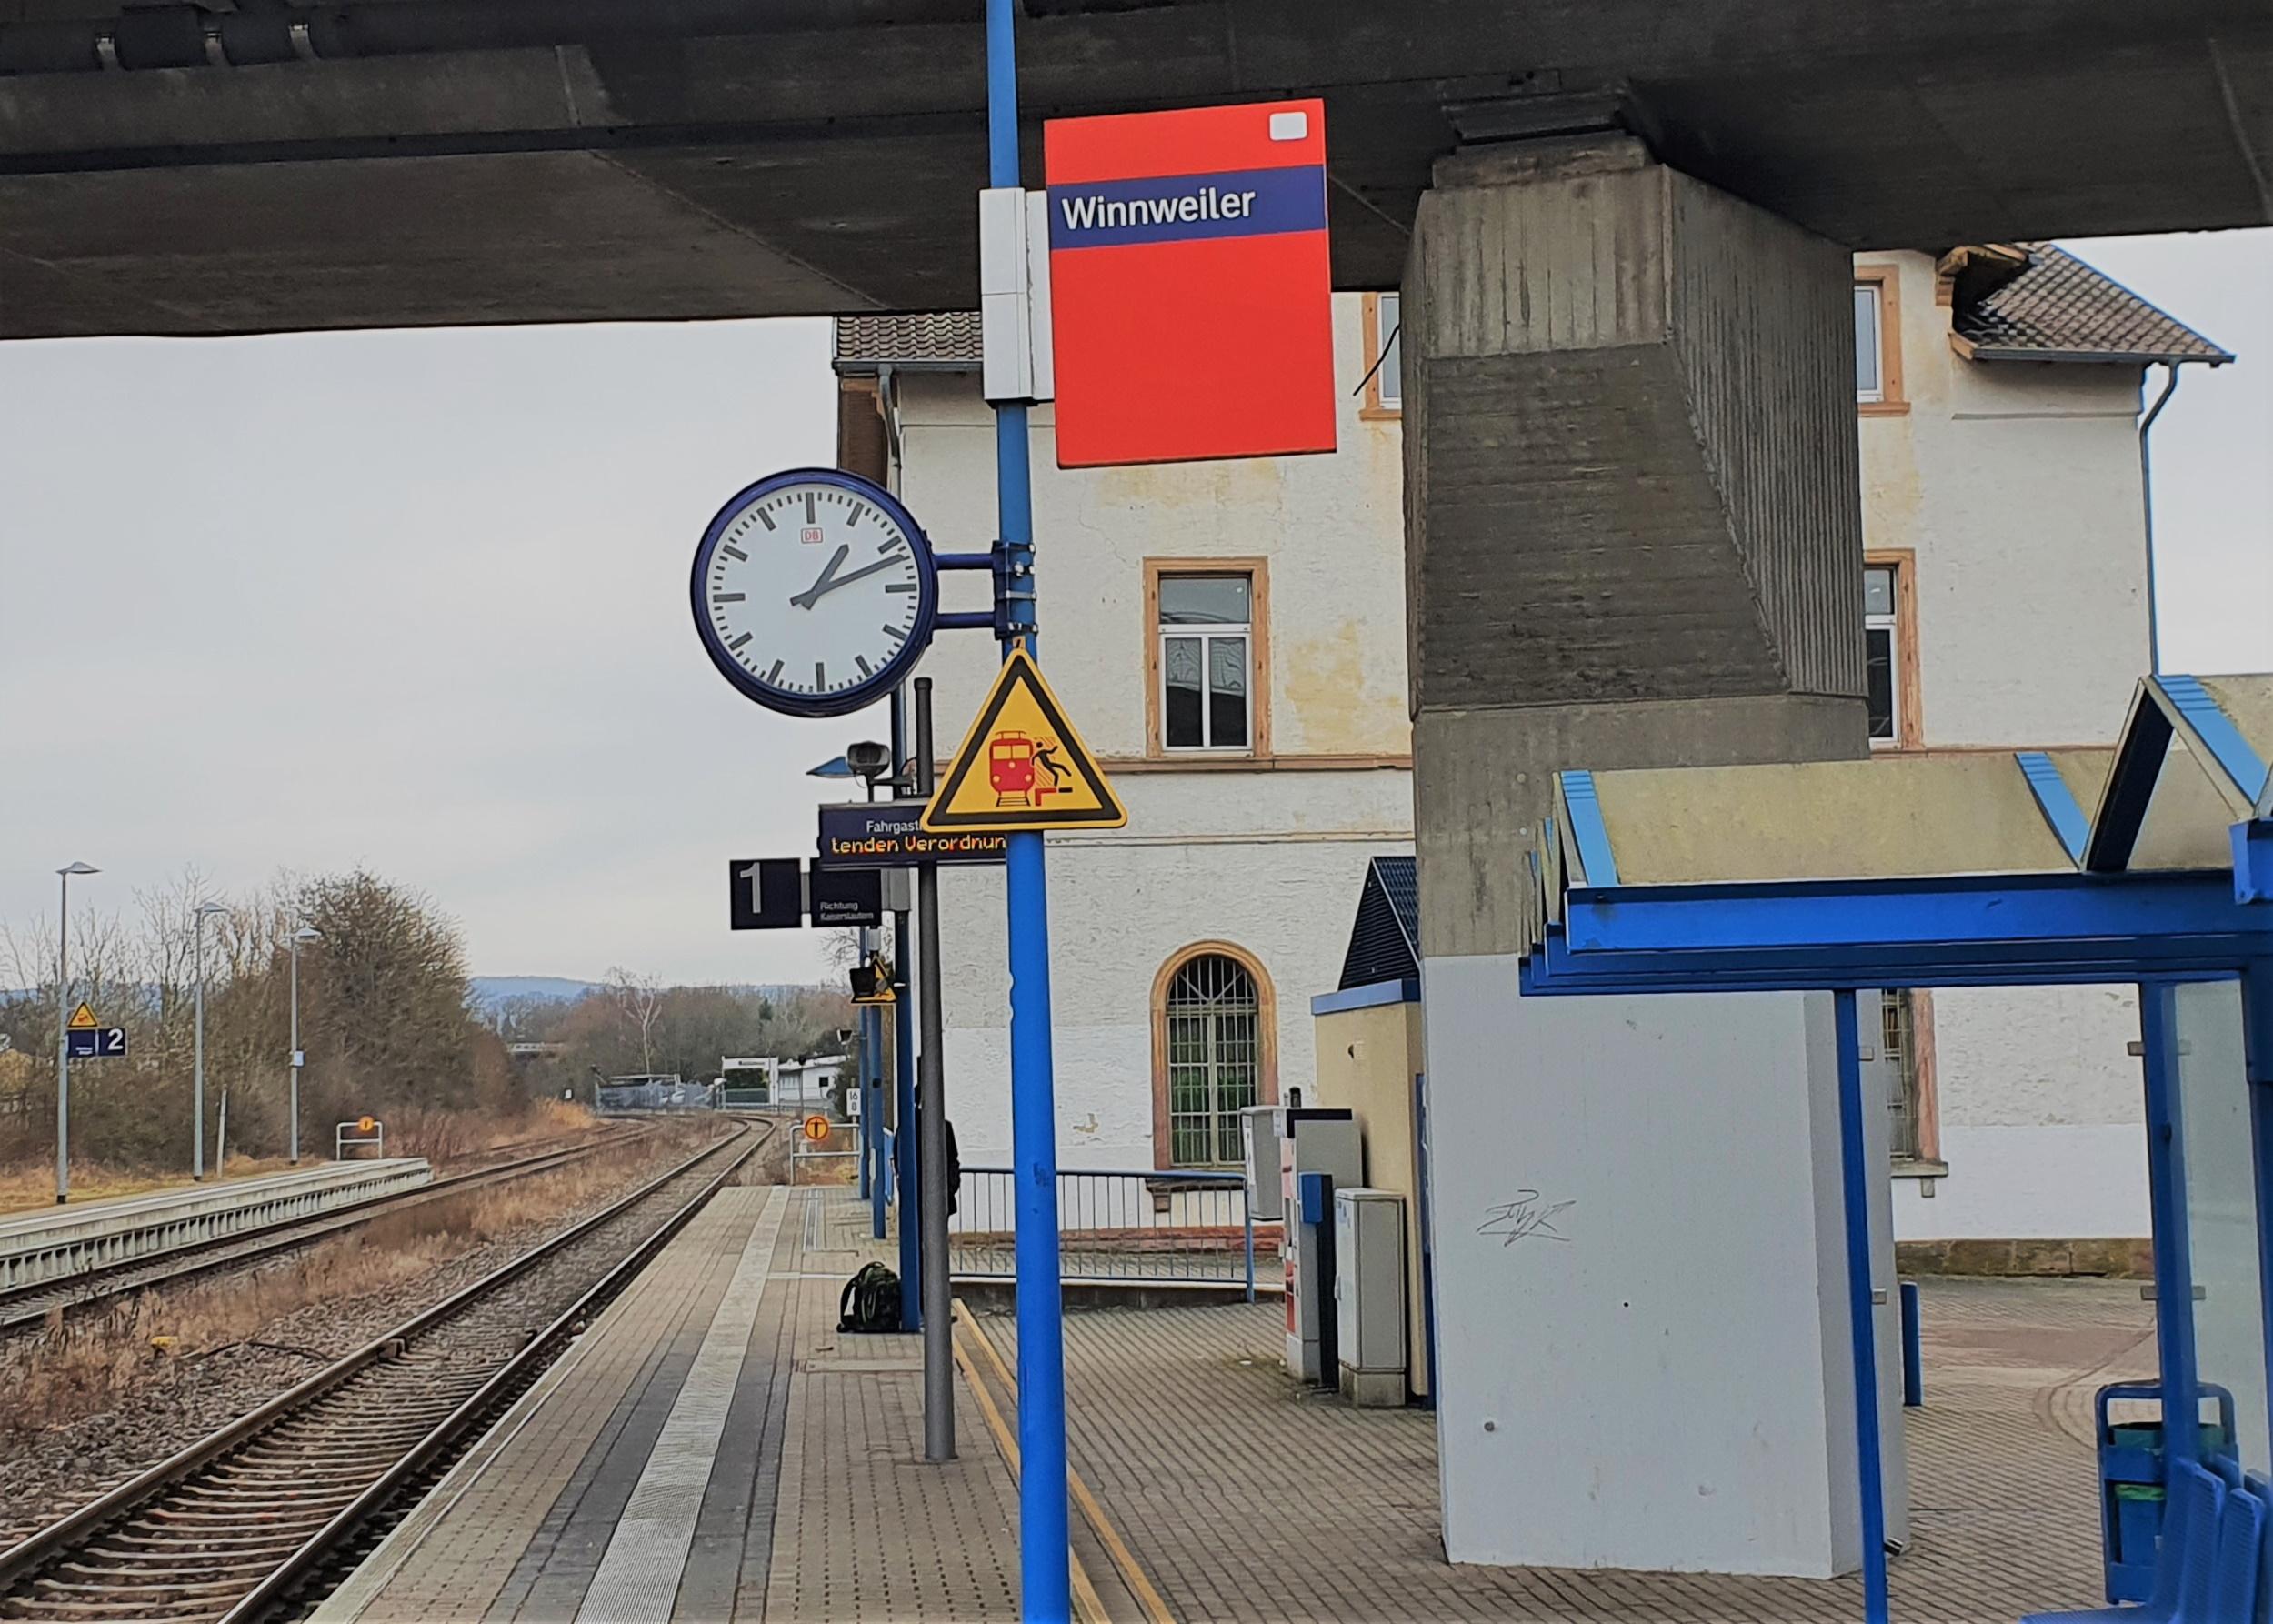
[[689, 468, 940, 718]]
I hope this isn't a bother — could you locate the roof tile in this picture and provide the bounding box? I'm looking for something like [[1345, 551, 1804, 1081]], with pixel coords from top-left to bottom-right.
[[833, 312, 982, 372], [1956, 244, 2231, 364]]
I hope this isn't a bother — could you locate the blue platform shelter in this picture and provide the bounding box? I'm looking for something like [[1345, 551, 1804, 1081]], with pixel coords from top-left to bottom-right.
[[1520, 674, 2273, 1623]]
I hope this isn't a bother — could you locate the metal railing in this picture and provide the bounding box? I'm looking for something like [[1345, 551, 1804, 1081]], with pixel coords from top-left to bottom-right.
[[950, 1166, 1270, 1298]]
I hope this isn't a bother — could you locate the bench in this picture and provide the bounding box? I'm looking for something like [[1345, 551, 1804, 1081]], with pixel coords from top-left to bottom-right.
[[2023, 1460, 2262, 1624]]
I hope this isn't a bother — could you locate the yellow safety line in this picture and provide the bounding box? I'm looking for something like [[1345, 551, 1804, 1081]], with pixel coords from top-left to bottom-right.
[[951, 1318, 1112, 1624], [951, 1301, 1178, 1624]]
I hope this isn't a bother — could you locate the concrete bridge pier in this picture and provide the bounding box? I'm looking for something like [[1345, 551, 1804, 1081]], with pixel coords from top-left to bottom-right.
[[1404, 135, 1908, 1576]]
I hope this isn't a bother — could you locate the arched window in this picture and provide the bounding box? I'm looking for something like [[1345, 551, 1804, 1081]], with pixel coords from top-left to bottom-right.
[[1152, 947, 1276, 1168]]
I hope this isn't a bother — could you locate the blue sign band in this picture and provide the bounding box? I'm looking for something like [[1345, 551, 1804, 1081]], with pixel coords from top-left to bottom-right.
[[1047, 164, 1326, 251]]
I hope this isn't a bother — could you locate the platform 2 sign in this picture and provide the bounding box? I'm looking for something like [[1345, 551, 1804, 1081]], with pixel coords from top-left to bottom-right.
[[1044, 98, 1334, 468], [65, 1002, 126, 1060], [817, 804, 1007, 868], [921, 649, 1126, 835]]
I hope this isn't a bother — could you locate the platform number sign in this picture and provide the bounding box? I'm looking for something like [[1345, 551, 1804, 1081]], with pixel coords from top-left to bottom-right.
[[65, 1003, 126, 1060]]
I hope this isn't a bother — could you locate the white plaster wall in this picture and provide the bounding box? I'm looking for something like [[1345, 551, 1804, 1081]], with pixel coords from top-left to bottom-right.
[[1858, 252, 2153, 1238], [896, 296, 1417, 1171], [1424, 961, 1905, 1577], [936, 807, 1408, 1168], [896, 293, 1410, 762], [897, 271, 2158, 1237], [1892, 983, 2149, 1239], [1857, 251, 2151, 747]]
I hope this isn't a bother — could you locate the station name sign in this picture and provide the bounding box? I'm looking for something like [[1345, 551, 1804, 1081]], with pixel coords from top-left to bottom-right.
[[818, 803, 1007, 867], [1044, 98, 1335, 469]]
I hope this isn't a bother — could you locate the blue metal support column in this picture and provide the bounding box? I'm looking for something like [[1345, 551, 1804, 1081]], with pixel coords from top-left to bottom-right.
[[893, 687, 922, 1331], [2139, 981, 2200, 1469], [867, 998, 887, 1240], [2240, 960, 2273, 1472], [1834, 989, 1891, 1624], [985, 0, 1071, 1615]]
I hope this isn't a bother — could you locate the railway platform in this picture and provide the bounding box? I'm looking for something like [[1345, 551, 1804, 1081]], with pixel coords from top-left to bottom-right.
[[315, 1181, 2149, 1622], [0, 1158, 431, 1293]]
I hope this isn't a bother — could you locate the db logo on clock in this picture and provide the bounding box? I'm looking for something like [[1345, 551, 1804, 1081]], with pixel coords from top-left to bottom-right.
[[801, 526, 825, 545]]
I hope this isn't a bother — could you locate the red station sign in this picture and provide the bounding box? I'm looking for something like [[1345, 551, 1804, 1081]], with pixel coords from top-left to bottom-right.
[[1042, 98, 1336, 469]]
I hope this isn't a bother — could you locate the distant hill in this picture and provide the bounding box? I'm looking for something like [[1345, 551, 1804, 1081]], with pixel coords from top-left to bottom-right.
[[468, 977, 600, 1011], [467, 977, 835, 1014]]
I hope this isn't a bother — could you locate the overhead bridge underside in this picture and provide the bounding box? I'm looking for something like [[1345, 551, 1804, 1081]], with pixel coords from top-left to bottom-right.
[[0, 0, 2268, 338]]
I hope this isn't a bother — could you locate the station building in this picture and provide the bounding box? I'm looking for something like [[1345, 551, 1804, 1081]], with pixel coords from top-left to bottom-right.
[[833, 242, 2227, 1259]]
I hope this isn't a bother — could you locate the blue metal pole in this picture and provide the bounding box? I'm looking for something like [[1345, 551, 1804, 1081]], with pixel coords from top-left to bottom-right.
[[868, 1002, 887, 1240], [1898, 1281, 1922, 1408], [2139, 981, 2200, 1469], [895, 687, 921, 1331], [2238, 962, 2273, 1472], [1833, 989, 1891, 1624], [986, 0, 1069, 1615]]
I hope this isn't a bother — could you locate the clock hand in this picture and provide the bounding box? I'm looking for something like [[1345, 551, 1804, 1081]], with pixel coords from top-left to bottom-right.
[[797, 554, 906, 606], [789, 545, 851, 610]]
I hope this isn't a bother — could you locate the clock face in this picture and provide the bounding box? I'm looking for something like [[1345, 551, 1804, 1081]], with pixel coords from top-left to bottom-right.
[[690, 470, 938, 717]]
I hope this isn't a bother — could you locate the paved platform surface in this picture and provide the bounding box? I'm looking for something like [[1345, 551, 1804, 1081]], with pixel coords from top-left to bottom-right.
[[985, 1276, 2156, 1624], [316, 1180, 1023, 1624], [319, 1178, 2156, 1623]]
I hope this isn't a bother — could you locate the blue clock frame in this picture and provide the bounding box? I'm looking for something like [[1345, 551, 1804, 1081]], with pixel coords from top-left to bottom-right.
[[689, 466, 941, 719]]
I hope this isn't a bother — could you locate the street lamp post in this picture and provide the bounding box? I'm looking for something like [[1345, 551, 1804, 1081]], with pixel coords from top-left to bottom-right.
[[55, 861, 98, 1204], [288, 925, 321, 1164], [192, 902, 229, 1180]]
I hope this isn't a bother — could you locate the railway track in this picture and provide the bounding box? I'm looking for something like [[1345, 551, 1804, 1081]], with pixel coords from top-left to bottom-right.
[[0, 1119, 769, 1624], [0, 1126, 648, 1336]]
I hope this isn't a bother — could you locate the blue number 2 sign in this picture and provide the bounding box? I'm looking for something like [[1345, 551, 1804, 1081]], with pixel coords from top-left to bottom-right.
[[66, 1027, 127, 1059]]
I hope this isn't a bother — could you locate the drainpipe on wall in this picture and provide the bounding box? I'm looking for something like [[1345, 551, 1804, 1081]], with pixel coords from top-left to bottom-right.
[[2139, 361, 2180, 677], [876, 364, 906, 488]]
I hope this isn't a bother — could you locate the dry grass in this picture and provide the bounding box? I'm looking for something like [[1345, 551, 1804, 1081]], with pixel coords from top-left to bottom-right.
[[0, 1158, 298, 1218], [0, 1122, 702, 1444], [0, 1103, 604, 1213]]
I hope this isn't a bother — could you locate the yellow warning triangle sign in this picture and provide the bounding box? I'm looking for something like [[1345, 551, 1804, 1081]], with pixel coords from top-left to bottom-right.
[[922, 648, 1127, 834], [66, 1002, 97, 1030]]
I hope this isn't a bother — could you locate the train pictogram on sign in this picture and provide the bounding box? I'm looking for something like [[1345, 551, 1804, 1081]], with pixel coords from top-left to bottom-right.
[[922, 650, 1126, 834]]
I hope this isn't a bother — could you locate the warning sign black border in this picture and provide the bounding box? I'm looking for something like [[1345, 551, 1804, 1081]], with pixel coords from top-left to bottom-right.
[[922, 649, 1128, 832]]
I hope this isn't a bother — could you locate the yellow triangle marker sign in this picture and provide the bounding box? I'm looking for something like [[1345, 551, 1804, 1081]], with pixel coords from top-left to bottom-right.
[[66, 1002, 97, 1030], [922, 648, 1126, 834]]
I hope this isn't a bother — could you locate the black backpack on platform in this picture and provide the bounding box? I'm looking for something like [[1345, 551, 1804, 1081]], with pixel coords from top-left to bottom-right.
[[837, 1262, 901, 1334]]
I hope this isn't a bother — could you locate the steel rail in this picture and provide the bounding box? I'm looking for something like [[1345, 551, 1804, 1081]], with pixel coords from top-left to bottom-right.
[[219, 1122, 766, 1622], [0, 1125, 647, 1334], [0, 1119, 765, 1613]]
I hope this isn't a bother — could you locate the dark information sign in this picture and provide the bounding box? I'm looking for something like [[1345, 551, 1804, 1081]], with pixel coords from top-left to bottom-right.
[[730, 858, 804, 930], [818, 803, 1008, 867], [806, 864, 884, 927]]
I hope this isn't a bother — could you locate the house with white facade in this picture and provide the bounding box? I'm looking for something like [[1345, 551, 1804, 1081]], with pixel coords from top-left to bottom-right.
[[833, 240, 2227, 1263]]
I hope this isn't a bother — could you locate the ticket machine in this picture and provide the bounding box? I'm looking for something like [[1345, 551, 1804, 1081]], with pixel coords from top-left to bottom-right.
[[1272, 1107, 1362, 1384]]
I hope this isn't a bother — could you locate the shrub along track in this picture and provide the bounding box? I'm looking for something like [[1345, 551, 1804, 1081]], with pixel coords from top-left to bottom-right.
[[0, 1125, 651, 1337], [0, 1118, 771, 1623]]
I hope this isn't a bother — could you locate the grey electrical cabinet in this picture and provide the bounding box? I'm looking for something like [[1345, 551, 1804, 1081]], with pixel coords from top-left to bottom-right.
[[1335, 1188, 1407, 1408]]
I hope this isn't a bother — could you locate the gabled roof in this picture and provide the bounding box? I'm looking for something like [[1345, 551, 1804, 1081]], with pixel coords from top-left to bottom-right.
[[832, 314, 982, 376], [1337, 857, 1419, 991], [1951, 244, 2232, 366]]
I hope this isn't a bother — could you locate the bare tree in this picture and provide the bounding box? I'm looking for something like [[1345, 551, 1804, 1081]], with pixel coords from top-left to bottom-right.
[[606, 967, 666, 1076]]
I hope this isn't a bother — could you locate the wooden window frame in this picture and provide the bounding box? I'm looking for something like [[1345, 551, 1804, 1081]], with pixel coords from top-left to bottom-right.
[[1865, 548, 1925, 751], [1144, 559, 1271, 760], [1360, 292, 1401, 419], [1854, 266, 1908, 417], [1887, 988, 1943, 1174], [1150, 942, 1279, 1172]]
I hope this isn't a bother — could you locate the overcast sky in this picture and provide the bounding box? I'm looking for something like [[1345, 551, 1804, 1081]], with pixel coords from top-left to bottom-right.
[[3, 230, 2267, 987]]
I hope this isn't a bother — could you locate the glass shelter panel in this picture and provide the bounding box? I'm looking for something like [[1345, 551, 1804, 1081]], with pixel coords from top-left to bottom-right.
[[2174, 977, 2268, 1475]]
